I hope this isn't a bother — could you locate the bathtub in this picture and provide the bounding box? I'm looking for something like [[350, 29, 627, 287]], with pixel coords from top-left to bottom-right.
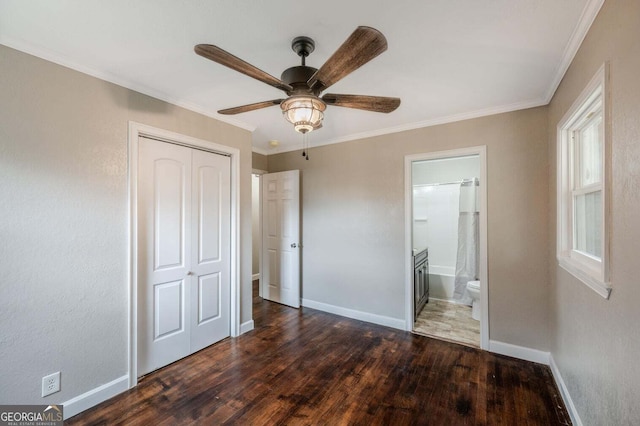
[[428, 265, 455, 300]]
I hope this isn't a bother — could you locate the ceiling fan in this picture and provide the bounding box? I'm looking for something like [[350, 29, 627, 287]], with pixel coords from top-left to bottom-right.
[[194, 26, 401, 135]]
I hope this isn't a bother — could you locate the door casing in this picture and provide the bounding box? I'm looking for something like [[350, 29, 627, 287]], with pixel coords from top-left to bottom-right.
[[128, 121, 241, 388], [404, 146, 489, 350]]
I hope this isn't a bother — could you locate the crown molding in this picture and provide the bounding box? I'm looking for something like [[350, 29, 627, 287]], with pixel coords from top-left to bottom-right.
[[543, 0, 605, 103], [0, 36, 256, 133], [3, 0, 604, 155], [264, 97, 547, 155], [263, 0, 605, 157], [251, 146, 270, 155]]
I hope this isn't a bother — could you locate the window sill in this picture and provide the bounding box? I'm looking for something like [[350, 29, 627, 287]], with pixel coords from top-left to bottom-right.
[[558, 257, 611, 299]]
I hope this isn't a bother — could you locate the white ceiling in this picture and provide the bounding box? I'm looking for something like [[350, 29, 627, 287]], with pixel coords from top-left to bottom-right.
[[0, 0, 601, 154]]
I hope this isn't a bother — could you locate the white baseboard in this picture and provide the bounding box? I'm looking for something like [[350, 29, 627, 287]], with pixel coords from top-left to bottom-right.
[[62, 375, 128, 420], [240, 319, 254, 334], [489, 340, 550, 365], [301, 299, 405, 330], [251, 273, 259, 281], [550, 355, 583, 426]]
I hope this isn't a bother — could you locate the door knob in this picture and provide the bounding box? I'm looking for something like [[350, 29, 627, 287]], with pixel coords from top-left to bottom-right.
[[187, 271, 194, 276], [291, 243, 297, 248]]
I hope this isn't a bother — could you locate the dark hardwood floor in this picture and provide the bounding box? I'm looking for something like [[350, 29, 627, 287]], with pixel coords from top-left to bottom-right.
[[67, 281, 570, 425]]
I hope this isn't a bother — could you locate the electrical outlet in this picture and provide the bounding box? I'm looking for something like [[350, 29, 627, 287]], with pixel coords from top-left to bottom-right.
[[42, 372, 60, 397]]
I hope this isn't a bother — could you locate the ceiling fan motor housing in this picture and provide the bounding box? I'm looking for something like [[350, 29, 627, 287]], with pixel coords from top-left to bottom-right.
[[281, 66, 320, 96]]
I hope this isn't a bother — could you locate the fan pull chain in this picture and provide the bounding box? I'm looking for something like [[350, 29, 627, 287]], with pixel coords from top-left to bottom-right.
[[305, 132, 309, 160], [300, 132, 310, 160]]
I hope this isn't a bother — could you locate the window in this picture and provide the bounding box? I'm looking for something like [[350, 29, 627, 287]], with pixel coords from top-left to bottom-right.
[[557, 63, 611, 299]]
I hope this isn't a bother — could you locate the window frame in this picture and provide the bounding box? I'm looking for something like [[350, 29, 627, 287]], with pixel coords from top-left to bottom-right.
[[557, 63, 611, 299]]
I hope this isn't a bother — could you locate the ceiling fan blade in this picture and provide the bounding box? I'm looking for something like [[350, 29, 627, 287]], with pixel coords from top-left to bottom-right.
[[322, 94, 400, 113], [195, 44, 293, 93], [218, 99, 284, 115], [307, 27, 388, 92]]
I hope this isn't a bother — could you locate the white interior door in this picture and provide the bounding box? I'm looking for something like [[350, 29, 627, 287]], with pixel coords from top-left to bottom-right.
[[189, 148, 230, 352], [137, 137, 230, 375], [261, 170, 300, 308]]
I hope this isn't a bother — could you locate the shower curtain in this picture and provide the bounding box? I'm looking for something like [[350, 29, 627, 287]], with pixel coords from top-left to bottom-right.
[[454, 178, 479, 304]]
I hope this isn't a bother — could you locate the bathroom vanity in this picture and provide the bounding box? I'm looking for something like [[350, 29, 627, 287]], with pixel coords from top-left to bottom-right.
[[413, 248, 429, 320]]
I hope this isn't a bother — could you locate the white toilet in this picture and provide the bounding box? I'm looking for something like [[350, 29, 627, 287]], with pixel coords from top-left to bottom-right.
[[466, 280, 481, 321]]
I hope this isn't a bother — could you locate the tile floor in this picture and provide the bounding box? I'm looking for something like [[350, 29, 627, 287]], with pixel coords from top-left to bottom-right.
[[413, 298, 480, 348]]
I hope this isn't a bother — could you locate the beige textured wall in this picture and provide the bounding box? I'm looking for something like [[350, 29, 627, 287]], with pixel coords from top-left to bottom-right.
[[269, 106, 549, 349], [0, 46, 253, 405], [547, 0, 640, 424], [252, 152, 268, 171]]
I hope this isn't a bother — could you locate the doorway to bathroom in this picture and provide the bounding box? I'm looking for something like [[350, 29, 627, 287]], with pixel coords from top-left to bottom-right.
[[404, 147, 488, 349]]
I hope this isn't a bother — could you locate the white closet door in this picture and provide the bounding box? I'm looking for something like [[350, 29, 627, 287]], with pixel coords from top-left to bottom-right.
[[137, 137, 230, 376], [138, 138, 192, 375], [262, 170, 300, 308], [189, 148, 231, 352]]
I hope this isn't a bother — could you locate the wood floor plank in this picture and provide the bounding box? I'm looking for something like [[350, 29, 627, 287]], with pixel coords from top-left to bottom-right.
[[67, 282, 571, 425]]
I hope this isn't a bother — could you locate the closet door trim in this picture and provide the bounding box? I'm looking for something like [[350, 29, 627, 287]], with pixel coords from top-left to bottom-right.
[[127, 121, 241, 388]]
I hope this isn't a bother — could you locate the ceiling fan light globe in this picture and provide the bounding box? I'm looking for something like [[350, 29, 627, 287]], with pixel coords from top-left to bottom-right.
[[281, 95, 326, 133]]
